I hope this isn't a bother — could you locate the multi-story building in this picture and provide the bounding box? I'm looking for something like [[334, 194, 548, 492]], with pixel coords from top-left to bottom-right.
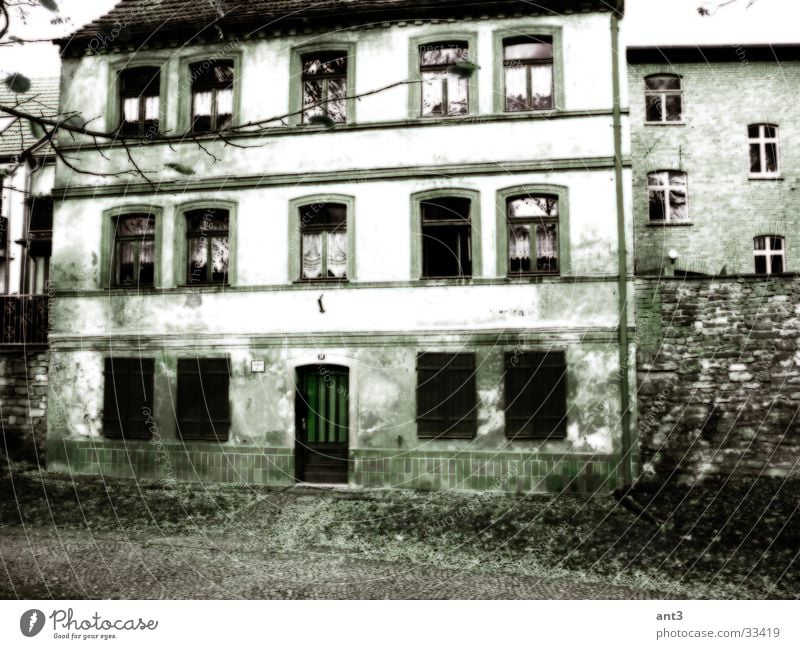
[[629, 45, 800, 480], [45, 0, 634, 492]]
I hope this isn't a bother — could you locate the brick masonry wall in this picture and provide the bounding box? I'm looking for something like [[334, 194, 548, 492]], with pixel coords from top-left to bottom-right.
[[636, 276, 800, 482], [0, 350, 49, 463]]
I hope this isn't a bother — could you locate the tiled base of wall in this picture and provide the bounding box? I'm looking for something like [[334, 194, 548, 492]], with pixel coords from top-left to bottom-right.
[[49, 438, 625, 493]]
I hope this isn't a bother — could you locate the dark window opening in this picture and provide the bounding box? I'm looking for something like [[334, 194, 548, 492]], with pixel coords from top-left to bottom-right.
[[504, 351, 567, 439], [507, 195, 559, 275], [118, 66, 160, 137], [421, 196, 472, 278], [416, 352, 477, 439], [420, 42, 469, 116], [190, 59, 234, 133], [186, 208, 229, 285], [177, 358, 231, 442], [299, 202, 347, 280], [103, 358, 154, 439], [302, 51, 348, 123], [503, 36, 554, 112], [112, 214, 155, 288]]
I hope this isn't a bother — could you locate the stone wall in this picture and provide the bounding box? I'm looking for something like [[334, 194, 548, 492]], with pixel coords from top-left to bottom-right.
[[636, 276, 800, 483], [0, 350, 49, 463]]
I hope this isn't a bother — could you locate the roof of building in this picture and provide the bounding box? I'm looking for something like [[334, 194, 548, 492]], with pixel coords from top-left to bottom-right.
[[0, 77, 60, 160], [627, 44, 800, 64], [60, 0, 624, 52]]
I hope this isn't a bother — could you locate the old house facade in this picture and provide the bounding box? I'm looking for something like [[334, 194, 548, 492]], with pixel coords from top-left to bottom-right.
[[629, 45, 800, 481], [45, 0, 634, 492]]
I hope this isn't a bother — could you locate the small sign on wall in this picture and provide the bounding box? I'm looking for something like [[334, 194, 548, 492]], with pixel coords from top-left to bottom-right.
[[250, 360, 265, 373]]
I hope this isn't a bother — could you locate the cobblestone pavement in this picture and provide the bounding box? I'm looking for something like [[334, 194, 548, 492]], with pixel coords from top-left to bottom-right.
[[0, 528, 667, 599]]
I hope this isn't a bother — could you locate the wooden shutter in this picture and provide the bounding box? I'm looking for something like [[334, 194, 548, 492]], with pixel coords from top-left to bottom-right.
[[504, 351, 567, 439], [416, 352, 476, 439], [102, 358, 154, 440], [177, 358, 231, 441]]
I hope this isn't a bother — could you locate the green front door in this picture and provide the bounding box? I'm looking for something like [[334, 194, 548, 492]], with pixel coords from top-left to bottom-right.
[[295, 365, 349, 483]]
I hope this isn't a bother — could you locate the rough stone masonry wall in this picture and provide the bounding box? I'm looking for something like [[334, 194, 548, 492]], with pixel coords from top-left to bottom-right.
[[0, 351, 49, 463], [636, 276, 800, 483]]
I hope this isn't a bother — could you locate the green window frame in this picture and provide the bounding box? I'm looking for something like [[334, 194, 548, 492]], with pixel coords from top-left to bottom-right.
[[408, 32, 479, 119], [178, 51, 243, 133], [111, 214, 156, 288], [289, 42, 357, 127], [174, 201, 238, 288], [100, 205, 163, 290], [411, 188, 482, 280], [492, 26, 563, 114], [106, 57, 168, 137], [495, 184, 570, 278], [288, 194, 356, 282]]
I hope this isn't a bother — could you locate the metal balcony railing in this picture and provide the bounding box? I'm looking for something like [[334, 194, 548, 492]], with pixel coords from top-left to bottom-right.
[[0, 295, 49, 346]]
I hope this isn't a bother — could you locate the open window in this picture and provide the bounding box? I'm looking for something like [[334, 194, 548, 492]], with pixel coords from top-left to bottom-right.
[[749, 124, 780, 177], [299, 202, 348, 281], [503, 36, 554, 111], [420, 196, 472, 278], [754, 235, 785, 274], [112, 214, 155, 288], [190, 59, 234, 133], [186, 208, 229, 285], [419, 42, 469, 117], [302, 51, 348, 123], [118, 66, 160, 137], [506, 195, 559, 275], [648, 171, 688, 222], [645, 74, 683, 123]]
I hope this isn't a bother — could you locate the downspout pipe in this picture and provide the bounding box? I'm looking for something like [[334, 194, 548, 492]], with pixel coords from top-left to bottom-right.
[[611, 7, 634, 487]]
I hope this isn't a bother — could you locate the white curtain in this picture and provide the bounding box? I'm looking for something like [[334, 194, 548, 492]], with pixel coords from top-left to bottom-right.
[[193, 91, 212, 117], [302, 233, 322, 279], [123, 97, 139, 121], [509, 225, 531, 261], [144, 96, 160, 120], [327, 231, 347, 278]]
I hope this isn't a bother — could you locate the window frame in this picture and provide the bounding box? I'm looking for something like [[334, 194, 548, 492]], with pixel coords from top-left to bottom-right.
[[179, 52, 242, 134], [492, 26, 563, 114], [416, 352, 477, 440], [288, 194, 356, 282], [753, 235, 786, 275], [495, 184, 570, 278], [408, 32, 479, 119], [185, 208, 231, 286], [411, 188, 482, 281], [644, 73, 684, 124], [501, 35, 555, 113], [503, 350, 568, 440], [111, 213, 156, 289], [748, 123, 781, 178], [107, 58, 168, 137], [289, 41, 357, 127], [176, 357, 231, 442], [174, 200, 238, 289], [100, 205, 163, 290], [647, 170, 689, 223], [102, 357, 155, 440]]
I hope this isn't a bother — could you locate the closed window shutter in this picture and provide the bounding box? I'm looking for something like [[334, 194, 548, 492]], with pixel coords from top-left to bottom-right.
[[103, 358, 154, 440], [416, 352, 476, 439], [177, 358, 230, 441], [504, 351, 567, 439]]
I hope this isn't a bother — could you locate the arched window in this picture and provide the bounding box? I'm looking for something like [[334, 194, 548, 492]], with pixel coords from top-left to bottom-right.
[[299, 202, 348, 280], [112, 214, 155, 287], [754, 236, 785, 275], [419, 42, 469, 117], [749, 124, 780, 177], [506, 195, 559, 275], [118, 66, 160, 136], [301, 51, 348, 123], [186, 208, 229, 284], [645, 74, 682, 123], [420, 196, 473, 278], [647, 171, 688, 222]]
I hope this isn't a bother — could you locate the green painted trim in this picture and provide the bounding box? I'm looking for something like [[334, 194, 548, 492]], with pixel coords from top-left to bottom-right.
[[99, 204, 163, 289], [54, 156, 628, 199], [410, 187, 482, 279], [407, 31, 479, 119], [494, 184, 571, 278], [287, 193, 356, 281], [173, 199, 239, 287], [176, 49, 244, 133], [288, 40, 358, 127], [491, 25, 565, 114], [105, 55, 170, 134]]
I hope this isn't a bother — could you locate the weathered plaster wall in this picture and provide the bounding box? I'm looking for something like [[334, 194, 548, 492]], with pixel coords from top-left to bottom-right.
[[636, 276, 800, 483], [0, 351, 49, 462]]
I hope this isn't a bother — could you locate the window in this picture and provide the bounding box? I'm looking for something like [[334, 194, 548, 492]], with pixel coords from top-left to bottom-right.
[[112, 214, 155, 288], [504, 351, 567, 439], [302, 51, 348, 123], [754, 236, 785, 274], [419, 42, 469, 117], [421, 197, 472, 278], [190, 59, 234, 133], [416, 352, 476, 439], [186, 208, 229, 284], [118, 66, 160, 136], [176, 358, 230, 442], [299, 202, 347, 280], [103, 358, 154, 439], [644, 74, 682, 123], [503, 36, 553, 111], [506, 195, 559, 275], [648, 171, 688, 222], [749, 124, 780, 176]]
